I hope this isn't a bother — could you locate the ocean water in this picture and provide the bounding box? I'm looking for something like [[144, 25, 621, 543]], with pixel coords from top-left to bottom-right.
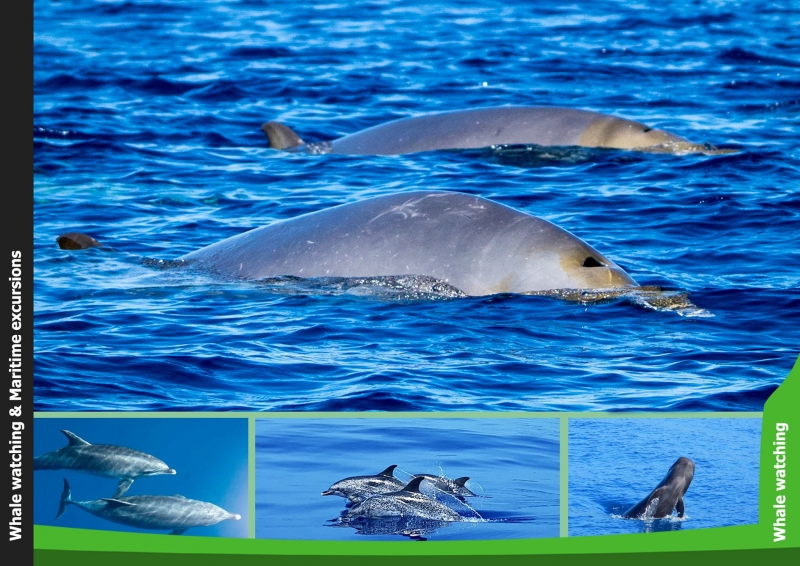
[[255, 418, 560, 540], [34, 0, 800, 411], [32, 417, 249, 537], [568, 418, 761, 535]]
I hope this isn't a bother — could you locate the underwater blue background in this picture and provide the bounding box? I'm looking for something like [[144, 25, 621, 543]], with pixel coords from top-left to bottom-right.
[[568, 417, 761, 535], [34, 0, 799, 411], [255, 418, 559, 540], [33, 418, 249, 537]]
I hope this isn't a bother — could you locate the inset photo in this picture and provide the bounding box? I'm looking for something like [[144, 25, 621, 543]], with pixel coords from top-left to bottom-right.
[[568, 417, 760, 535], [34, 417, 248, 538], [256, 418, 559, 541]]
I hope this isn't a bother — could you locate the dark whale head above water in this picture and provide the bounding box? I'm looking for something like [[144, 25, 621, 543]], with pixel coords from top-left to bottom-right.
[[262, 106, 716, 155], [623, 456, 695, 519], [179, 191, 638, 297]]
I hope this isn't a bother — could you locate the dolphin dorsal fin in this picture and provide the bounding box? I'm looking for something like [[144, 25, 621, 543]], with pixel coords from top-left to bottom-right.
[[61, 430, 90, 446], [378, 464, 398, 477], [402, 477, 425, 493], [262, 122, 304, 150], [100, 498, 136, 508], [454, 477, 470, 487]]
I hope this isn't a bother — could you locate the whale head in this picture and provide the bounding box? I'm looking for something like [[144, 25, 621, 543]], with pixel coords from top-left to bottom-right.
[[579, 116, 689, 149]]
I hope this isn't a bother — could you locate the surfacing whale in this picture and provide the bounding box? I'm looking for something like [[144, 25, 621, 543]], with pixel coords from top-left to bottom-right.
[[623, 457, 695, 519], [57, 478, 241, 535], [34, 430, 175, 498], [179, 191, 637, 297], [262, 106, 721, 155], [322, 465, 406, 504]]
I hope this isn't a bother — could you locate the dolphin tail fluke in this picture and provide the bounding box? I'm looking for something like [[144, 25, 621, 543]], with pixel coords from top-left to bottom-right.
[[113, 478, 134, 498], [56, 478, 72, 519], [262, 122, 304, 150]]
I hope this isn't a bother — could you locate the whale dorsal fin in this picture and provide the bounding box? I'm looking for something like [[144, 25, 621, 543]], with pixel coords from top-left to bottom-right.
[[262, 122, 304, 150], [401, 477, 425, 493], [61, 430, 90, 446], [100, 498, 136, 508], [454, 477, 470, 487], [378, 465, 398, 477]]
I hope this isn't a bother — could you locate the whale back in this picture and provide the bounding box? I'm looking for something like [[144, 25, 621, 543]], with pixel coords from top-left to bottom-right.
[[180, 191, 636, 296], [328, 107, 687, 154]]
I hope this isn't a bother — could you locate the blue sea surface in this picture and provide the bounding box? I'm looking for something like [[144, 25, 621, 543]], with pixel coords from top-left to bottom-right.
[[255, 418, 559, 540], [568, 418, 761, 535], [34, 0, 800, 411], [33, 418, 249, 538]]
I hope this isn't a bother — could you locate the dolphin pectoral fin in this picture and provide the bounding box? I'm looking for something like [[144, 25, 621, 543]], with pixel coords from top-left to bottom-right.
[[676, 496, 685, 518], [170, 528, 188, 535], [262, 122, 304, 150], [61, 430, 91, 446], [378, 464, 398, 477], [113, 479, 134, 498], [100, 498, 137, 508]]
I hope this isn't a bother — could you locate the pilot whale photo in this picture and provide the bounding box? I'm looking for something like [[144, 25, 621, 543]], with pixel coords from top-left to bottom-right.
[[262, 106, 729, 155], [622, 457, 695, 520], [33, 419, 249, 537]]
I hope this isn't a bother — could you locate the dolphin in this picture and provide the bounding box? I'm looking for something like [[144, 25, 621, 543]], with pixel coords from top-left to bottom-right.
[[322, 465, 406, 504], [262, 106, 712, 154], [345, 477, 463, 521], [56, 232, 102, 250], [34, 430, 176, 498], [414, 474, 476, 499], [623, 457, 695, 519], [57, 478, 240, 535], [179, 191, 637, 297]]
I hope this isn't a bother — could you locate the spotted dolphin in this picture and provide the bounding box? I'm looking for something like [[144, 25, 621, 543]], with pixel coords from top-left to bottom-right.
[[345, 477, 463, 521], [57, 479, 240, 535], [34, 430, 176, 498], [623, 457, 695, 519], [262, 106, 711, 154], [179, 191, 637, 297], [414, 474, 476, 499], [322, 465, 406, 504]]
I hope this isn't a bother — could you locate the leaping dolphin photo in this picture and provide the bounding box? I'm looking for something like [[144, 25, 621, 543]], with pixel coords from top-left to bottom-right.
[[623, 457, 695, 519], [262, 106, 723, 155], [34, 430, 176, 497], [322, 465, 406, 504], [179, 191, 638, 297], [345, 477, 464, 521], [57, 479, 241, 535]]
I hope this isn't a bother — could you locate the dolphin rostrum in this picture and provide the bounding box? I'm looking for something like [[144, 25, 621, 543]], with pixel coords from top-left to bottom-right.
[[262, 106, 719, 154], [322, 465, 406, 504], [34, 430, 176, 497], [414, 474, 476, 499], [345, 477, 463, 521], [623, 457, 695, 519], [57, 478, 241, 535], [180, 191, 637, 297]]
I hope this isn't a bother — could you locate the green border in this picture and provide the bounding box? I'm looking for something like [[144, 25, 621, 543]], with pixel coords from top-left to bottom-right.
[[31, 356, 800, 563]]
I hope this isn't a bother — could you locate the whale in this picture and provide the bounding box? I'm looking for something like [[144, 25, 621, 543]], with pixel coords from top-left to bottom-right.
[[179, 191, 637, 297], [623, 457, 695, 519], [34, 430, 176, 498], [345, 477, 463, 521], [322, 465, 406, 504], [262, 106, 705, 155], [57, 478, 240, 535], [56, 232, 102, 250], [414, 474, 476, 499]]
